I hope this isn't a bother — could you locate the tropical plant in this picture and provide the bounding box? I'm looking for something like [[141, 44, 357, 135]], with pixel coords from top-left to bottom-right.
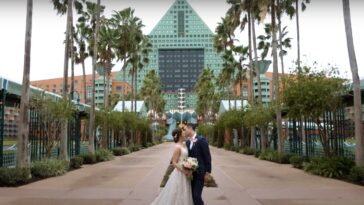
[[111, 8, 144, 112], [195, 68, 217, 123], [282, 66, 348, 157], [30, 95, 75, 157]]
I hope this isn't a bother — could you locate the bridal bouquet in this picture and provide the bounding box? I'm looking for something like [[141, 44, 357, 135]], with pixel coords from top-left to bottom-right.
[[182, 157, 198, 174], [182, 157, 198, 180]]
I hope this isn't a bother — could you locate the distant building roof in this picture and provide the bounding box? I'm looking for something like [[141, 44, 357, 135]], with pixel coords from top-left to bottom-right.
[[113, 101, 147, 116], [218, 100, 249, 115]]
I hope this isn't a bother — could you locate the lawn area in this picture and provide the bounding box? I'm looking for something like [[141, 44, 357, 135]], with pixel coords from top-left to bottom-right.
[[3, 139, 17, 146]]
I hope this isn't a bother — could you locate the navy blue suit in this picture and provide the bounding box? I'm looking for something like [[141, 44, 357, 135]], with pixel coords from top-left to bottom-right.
[[186, 135, 211, 205]]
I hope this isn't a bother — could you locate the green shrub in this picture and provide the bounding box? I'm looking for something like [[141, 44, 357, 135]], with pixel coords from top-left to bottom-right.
[[290, 155, 304, 169], [70, 156, 83, 169], [259, 149, 276, 161], [223, 144, 232, 151], [128, 144, 142, 152], [274, 153, 291, 164], [304, 157, 354, 178], [95, 149, 114, 162], [230, 146, 240, 152], [146, 142, 153, 147], [120, 147, 131, 155], [113, 147, 131, 156], [239, 147, 256, 155], [81, 153, 97, 164], [0, 167, 31, 186], [31, 159, 69, 179], [254, 150, 261, 158], [349, 166, 364, 183], [112, 147, 123, 156]]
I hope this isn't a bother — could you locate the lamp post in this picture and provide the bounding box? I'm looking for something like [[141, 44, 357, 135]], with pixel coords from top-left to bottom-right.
[[72, 90, 85, 155], [178, 88, 185, 125]]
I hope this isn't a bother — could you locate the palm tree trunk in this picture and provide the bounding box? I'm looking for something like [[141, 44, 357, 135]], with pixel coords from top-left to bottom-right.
[[251, 13, 262, 102], [134, 68, 138, 113], [101, 62, 111, 149], [272, 0, 283, 153], [70, 11, 75, 100], [60, 0, 73, 160], [277, 0, 285, 77], [247, 7, 257, 149], [89, 0, 101, 154], [17, 0, 33, 168], [122, 58, 127, 112], [82, 60, 87, 103], [296, 0, 301, 69], [343, 0, 364, 166], [131, 68, 135, 112]]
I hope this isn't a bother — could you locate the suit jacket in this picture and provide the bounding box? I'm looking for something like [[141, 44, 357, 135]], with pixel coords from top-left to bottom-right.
[[186, 135, 212, 180]]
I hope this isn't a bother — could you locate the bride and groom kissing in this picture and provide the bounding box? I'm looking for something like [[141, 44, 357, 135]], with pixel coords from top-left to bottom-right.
[[151, 123, 212, 205]]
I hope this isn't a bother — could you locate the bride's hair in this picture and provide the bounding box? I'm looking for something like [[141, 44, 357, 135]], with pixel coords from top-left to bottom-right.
[[172, 128, 182, 143]]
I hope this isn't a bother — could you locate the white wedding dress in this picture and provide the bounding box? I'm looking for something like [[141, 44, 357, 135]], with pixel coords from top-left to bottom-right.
[[150, 144, 193, 205]]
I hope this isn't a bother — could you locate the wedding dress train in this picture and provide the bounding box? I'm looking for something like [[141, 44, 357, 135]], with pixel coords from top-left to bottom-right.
[[150, 145, 193, 205]]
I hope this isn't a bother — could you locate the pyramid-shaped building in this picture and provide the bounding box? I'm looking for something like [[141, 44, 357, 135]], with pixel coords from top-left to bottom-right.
[[117, 0, 223, 111]]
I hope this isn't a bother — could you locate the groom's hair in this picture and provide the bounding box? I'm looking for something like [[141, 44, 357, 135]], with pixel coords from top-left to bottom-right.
[[186, 123, 196, 131]]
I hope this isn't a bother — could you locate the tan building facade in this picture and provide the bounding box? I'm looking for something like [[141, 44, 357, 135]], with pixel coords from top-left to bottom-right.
[[31, 72, 131, 105]]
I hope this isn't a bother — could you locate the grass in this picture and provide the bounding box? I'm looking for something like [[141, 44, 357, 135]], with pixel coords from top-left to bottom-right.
[[3, 140, 17, 146]]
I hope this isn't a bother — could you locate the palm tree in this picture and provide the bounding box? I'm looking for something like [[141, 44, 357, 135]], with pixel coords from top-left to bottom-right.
[[98, 17, 117, 110], [132, 36, 152, 113], [140, 70, 165, 142], [89, 0, 101, 154], [111, 8, 143, 112], [342, 0, 364, 166], [195, 69, 215, 122], [17, 0, 33, 168], [295, 0, 310, 69], [271, 0, 284, 153], [74, 20, 90, 103], [52, 0, 85, 160], [97, 16, 117, 148], [276, 0, 295, 76]]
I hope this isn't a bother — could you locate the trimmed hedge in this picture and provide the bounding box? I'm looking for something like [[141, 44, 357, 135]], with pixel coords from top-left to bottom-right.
[[113, 147, 131, 156], [289, 155, 304, 169], [0, 167, 31, 186], [303, 157, 355, 178], [95, 149, 114, 162], [70, 156, 84, 169], [128, 144, 142, 152], [81, 153, 97, 164], [349, 166, 364, 183], [31, 159, 69, 179], [239, 147, 256, 155]]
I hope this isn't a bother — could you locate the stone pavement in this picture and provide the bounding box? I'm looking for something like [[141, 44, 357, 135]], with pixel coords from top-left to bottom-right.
[[0, 142, 364, 205]]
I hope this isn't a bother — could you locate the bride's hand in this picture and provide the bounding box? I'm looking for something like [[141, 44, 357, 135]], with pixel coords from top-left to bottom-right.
[[182, 169, 192, 177]]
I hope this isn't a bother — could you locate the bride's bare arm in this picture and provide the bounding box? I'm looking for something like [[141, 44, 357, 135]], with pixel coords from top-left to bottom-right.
[[171, 146, 184, 173]]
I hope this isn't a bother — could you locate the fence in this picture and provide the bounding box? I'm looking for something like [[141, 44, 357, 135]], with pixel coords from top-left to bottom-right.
[[253, 105, 356, 158], [0, 87, 89, 167]]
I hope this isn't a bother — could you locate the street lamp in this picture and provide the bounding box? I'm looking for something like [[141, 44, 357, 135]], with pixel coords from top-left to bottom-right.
[[178, 88, 185, 125], [253, 60, 272, 74]]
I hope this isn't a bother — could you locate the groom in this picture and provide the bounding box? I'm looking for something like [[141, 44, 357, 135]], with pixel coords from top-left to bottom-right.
[[184, 123, 212, 205]]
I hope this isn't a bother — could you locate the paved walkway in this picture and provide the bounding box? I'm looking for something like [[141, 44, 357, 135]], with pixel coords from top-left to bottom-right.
[[0, 143, 364, 205]]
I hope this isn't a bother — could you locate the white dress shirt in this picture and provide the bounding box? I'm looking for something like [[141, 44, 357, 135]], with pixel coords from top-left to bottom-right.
[[189, 133, 197, 150]]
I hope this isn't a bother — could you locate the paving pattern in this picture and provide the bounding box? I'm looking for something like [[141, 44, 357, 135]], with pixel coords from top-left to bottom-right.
[[1, 142, 364, 205]]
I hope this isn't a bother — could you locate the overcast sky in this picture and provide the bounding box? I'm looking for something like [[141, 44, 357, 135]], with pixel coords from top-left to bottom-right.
[[0, 0, 363, 83]]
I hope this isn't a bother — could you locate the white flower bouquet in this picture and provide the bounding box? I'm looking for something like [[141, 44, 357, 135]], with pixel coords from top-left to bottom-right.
[[182, 157, 199, 171]]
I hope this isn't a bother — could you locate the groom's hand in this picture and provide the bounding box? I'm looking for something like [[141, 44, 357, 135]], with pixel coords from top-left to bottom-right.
[[204, 173, 211, 183]]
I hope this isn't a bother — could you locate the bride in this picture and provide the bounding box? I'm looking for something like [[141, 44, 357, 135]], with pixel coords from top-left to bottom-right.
[[150, 127, 194, 205]]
